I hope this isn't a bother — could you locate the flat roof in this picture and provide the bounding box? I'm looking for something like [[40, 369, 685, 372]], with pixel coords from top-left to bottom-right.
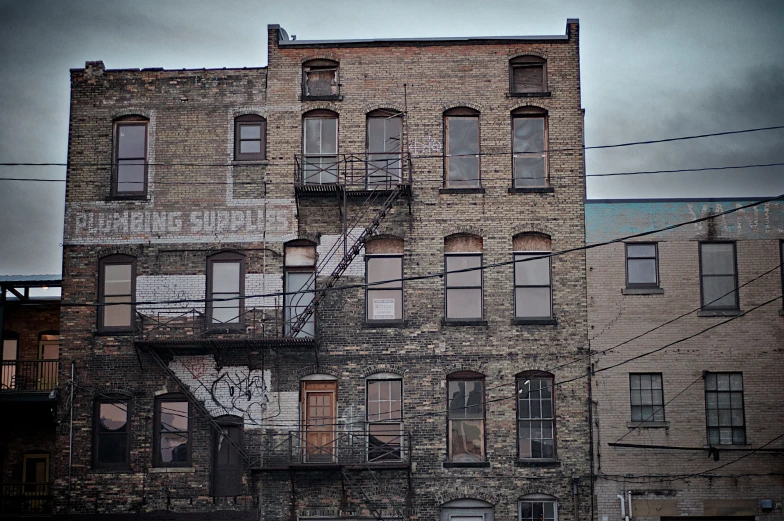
[[0, 274, 62, 285]]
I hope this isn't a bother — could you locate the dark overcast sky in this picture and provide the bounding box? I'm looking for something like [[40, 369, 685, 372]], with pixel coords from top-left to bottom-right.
[[1, 0, 783, 275]]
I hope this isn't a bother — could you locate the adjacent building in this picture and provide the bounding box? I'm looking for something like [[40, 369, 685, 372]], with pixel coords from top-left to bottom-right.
[[55, 20, 590, 521], [587, 199, 784, 521]]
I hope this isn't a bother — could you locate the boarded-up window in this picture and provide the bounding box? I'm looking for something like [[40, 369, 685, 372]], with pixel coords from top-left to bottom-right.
[[512, 108, 548, 188], [303, 60, 339, 98], [448, 373, 484, 462], [510, 56, 547, 93], [366, 238, 404, 321], [513, 233, 552, 319], [445, 235, 483, 320], [444, 108, 480, 188]]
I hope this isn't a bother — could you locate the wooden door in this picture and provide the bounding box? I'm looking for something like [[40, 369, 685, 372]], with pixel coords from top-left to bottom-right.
[[213, 423, 242, 496], [302, 381, 337, 463]]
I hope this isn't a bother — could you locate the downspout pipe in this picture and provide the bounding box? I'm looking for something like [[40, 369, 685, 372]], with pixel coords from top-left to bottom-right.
[[617, 494, 627, 521], [628, 491, 633, 520], [68, 360, 75, 512]]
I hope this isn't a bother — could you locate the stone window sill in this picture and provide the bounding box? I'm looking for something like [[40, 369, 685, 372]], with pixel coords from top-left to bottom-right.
[[89, 467, 133, 474], [704, 444, 752, 450], [622, 287, 664, 295], [627, 421, 669, 429], [300, 95, 343, 102], [515, 459, 561, 468], [440, 187, 485, 194], [231, 159, 270, 166], [512, 318, 557, 326], [506, 92, 552, 98], [442, 319, 488, 327], [149, 467, 196, 473], [443, 461, 490, 468], [107, 195, 150, 202], [697, 309, 741, 317], [363, 320, 407, 329], [94, 330, 135, 337], [508, 187, 554, 194]]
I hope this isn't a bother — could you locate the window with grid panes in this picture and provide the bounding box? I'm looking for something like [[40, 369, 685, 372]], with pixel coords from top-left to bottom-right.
[[629, 373, 664, 422], [519, 495, 557, 521], [366, 377, 402, 461], [517, 375, 555, 459], [705, 372, 745, 445]]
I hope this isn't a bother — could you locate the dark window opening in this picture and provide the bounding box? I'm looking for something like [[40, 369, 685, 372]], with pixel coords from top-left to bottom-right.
[[93, 399, 130, 469], [284, 240, 317, 337], [519, 495, 557, 521], [514, 233, 553, 318], [155, 396, 191, 467], [213, 417, 243, 496]]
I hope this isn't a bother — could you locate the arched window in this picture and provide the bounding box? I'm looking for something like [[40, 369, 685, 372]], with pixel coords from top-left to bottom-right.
[[366, 372, 403, 461], [509, 55, 547, 94], [302, 110, 338, 185], [366, 109, 403, 188], [513, 233, 553, 320], [234, 114, 266, 161], [365, 237, 404, 322], [512, 107, 548, 188], [447, 371, 485, 463], [519, 494, 557, 521], [112, 115, 149, 196], [444, 234, 483, 320], [284, 240, 317, 337], [206, 252, 245, 327], [441, 498, 494, 521], [98, 254, 136, 332], [516, 371, 556, 460], [302, 59, 340, 99], [444, 108, 480, 189]]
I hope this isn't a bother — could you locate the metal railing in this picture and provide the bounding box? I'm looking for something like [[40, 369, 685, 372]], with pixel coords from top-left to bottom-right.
[[0, 482, 52, 516], [0, 360, 59, 392], [294, 153, 412, 190], [257, 429, 411, 468]]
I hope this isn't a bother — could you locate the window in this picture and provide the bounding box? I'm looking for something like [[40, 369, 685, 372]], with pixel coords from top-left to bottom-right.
[[441, 499, 494, 521], [302, 59, 339, 99], [155, 395, 191, 467], [284, 240, 317, 338], [699, 242, 738, 310], [98, 254, 136, 332], [629, 373, 664, 422], [206, 252, 244, 327], [213, 416, 243, 497], [445, 235, 483, 320], [366, 375, 403, 461], [302, 110, 338, 184], [93, 398, 130, 469], [705, 372, 745, 445], [626, 243, 659, 288], [38, 331, 59, 390], [510, 56, 547, 94], [365, 237, 403, 322], [366, 110, 403, 188], [113, 117, 148, 196], [517, 373, 555, 460], [519, 494, 557, 521], [447, 372, 485, 463], [444, 108, 480, 188], [513, 233, 552, 319], [512, 107, 548, 188], [1, 331, 19, 390], [234, 114, 266, 160]]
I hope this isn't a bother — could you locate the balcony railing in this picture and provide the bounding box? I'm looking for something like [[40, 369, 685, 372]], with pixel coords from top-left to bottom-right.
[[0, 360, 59, 392], [257, 429, 411, 469], [0, 482, 52, 516], [294, 153, 412, 191]]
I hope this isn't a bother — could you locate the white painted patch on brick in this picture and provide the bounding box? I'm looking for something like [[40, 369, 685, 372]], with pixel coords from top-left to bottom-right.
[[136, 275, 205, 313], [245, 273, 283, 308], [318, 229, 365, 276]]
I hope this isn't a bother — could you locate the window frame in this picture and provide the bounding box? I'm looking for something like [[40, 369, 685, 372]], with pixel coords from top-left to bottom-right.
[[509, 55, 547, 94], [284, 240, 317, 338], [444, 252, 484, 321], [112, 117, 149, 197], [516, 372, 556, 461], [97, 254, 137, 333], [302, 110, 339, 185], [365, 375, 404, 462], [511, 108, 549, 189], [234, 114, 266, 161], [443, 108, 481, 189], [154, 394, 192, 468], [366, 110, 403, 189], [302, 59, 340, 100], [206, 252, 245, 329], [93, 397, 131, 470], [629, 373, 665, 423], [213, 415, 244, 497], [699, 242, 739, 310], [513, 251, 553, 320], [704, 372, 746, 446], [518, 494, 557, 521], [625, 242, 660, 289], [446, 371, 486, 463]]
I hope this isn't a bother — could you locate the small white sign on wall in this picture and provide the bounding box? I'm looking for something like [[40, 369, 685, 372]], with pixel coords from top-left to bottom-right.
[[373, 298, 396, 319]]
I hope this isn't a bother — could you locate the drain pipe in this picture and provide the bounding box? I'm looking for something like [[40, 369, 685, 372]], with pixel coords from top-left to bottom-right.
[[627, 491, 633, 520], [617, 494, 627, 521], [67, 359, 75, 512]]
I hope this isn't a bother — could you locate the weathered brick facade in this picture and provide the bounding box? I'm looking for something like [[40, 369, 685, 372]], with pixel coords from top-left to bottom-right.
[[56, 21, 589, 520], [586, 200, 784, 521]]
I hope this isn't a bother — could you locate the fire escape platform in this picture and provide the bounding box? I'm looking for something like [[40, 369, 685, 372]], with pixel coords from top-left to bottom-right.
[[254, 461, 410, 472], [135, 337, 315, 353], [294, 183, 412, 198]]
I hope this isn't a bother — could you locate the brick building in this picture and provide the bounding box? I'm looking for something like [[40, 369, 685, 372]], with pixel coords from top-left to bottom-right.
[[56, 21, 589, 520], [586, 199, 784, 521], [1, 276, 61, 516]]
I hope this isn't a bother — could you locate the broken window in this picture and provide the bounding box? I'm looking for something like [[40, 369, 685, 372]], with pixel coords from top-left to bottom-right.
[[445, 235, 483, 320], [513, 233, 552, 319], [517, 373, 555, 459], [207, 252, 244, 326], [699, 242, 738, 310], [444, 108, 480, 188], [93, 398, 130, 469], [155, 396, 191, 467], [303, 110, 338, 184], [510, 56, 547, 93], [626, 243, 659, 288], [234, 114, 266, 161], [630, 373, 665, 422], [284, 240, 317, 338], [447, 373, 485, 463], [705, 372, 745, 445], [365, 237, 404, 321], [113, 117, 148, 195], [367, 110, 402, 188], [512, 107, 548, 188], [366, 375, 403, 461], [303, 59, 339, 98], [98, 254, 136, 332]]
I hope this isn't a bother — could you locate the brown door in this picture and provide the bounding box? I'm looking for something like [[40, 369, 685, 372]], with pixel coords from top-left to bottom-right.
[[302, 380, 337, 463]]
